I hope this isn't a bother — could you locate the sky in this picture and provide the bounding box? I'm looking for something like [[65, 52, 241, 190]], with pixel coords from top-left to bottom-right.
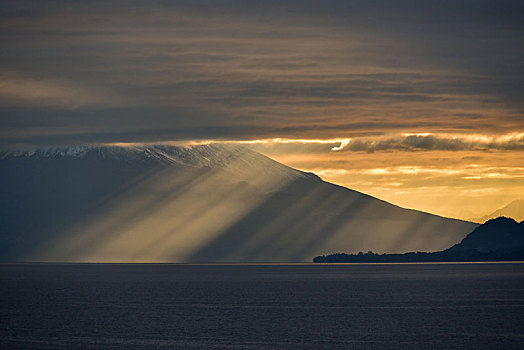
[[1, 0, 523, 220]]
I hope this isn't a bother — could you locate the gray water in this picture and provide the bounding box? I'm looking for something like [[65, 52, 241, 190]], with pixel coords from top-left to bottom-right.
[[1, 263, 523, 349]]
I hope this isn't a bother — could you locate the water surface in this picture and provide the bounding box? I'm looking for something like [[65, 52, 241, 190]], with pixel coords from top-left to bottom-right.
[[1, 263, 523, 349]]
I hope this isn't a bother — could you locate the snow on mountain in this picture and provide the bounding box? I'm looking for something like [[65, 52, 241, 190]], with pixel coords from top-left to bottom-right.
[[0, 144, 313, 185]]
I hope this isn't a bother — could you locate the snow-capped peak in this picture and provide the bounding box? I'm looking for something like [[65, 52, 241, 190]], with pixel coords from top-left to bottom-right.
[[0, 144, 315, 182]]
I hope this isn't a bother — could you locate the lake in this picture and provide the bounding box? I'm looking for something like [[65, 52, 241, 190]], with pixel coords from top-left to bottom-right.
[[1, 263, 523, 349]]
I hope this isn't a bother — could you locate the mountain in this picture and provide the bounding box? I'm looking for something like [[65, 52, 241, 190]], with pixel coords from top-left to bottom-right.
[[471, 200, 524, 223], [314, 217, 524, 262], [0, 144, 477, 262], [447, 217, 524, 254]]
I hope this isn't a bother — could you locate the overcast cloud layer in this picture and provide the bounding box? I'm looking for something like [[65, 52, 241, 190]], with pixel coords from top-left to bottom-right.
[[1, 0, 523, 144]]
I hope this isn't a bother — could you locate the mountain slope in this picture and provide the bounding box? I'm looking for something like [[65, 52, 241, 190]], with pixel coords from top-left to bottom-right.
[[0, 144, 477, 262], [471, 200, 524, 223]]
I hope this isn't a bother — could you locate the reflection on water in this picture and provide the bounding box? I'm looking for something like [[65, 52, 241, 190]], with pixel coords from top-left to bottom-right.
[[1, 263, 523, 349]]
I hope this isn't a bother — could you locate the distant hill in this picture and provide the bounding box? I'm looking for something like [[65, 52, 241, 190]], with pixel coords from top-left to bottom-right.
[[471, 200, 524, 223], [0, 144, 476, 262], [448, 216, 524, 253], [314, 217, 524, 262]]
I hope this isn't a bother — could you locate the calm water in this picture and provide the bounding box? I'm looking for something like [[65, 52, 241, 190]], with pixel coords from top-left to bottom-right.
[[1, 263, 523, 349]]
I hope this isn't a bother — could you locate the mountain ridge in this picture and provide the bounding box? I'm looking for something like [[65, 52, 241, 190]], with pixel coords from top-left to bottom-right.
[[0, 144, 476, 262], [470, 200, 524, 223]]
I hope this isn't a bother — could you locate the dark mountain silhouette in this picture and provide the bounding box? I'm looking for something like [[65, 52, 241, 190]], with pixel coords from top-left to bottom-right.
[[314, 217, 524, 262], [0, 145, 476, 262], [448, 217, 524, 254], [470, 200, 524, 223]]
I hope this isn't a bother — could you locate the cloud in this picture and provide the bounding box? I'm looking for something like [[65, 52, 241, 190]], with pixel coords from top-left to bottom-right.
[[184, 132, 524, 155], [0, 1, 522, 144], [338, 133, 524, 152], [316, 166, 524, 178], [0, 71, 126, 108]]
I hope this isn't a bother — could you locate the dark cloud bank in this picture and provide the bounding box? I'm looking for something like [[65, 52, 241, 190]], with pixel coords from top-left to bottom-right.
[[0, 0, 523, 145]]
